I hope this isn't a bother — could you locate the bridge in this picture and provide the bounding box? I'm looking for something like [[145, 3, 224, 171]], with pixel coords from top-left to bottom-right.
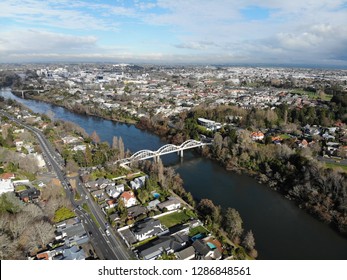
[[116, 139, 212, 165], [11, 89, 47, 98]]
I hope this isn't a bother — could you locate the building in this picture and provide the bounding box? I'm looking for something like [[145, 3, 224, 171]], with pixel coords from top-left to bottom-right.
[[132, 219, 168, 242], [0, 179, 14, 195], [157, 196, 181, 211], [130, 176, 147, 190], [120, 191, 137, 208], [137, 235, 187, 260], [197, 118, 222, 131]]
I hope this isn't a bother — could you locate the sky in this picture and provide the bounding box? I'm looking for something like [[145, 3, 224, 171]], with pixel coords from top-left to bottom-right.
[[1, 0, 347, 67]]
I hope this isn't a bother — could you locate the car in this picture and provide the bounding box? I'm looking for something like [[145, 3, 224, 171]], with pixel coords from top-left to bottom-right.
[[105, 229, 111, 236]]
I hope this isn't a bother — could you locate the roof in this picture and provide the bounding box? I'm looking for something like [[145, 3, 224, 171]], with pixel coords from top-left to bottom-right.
[[192, 240, 211, 256], [0, 173, 15, 180], [138, 236, 185, 260], [61, 245, 86, 260], [120, 191, 135, 201], [175, 246, 195, 260], [132, 219, 163, 236], [157, 196, 180, 209], [128, 205, 147, 218]]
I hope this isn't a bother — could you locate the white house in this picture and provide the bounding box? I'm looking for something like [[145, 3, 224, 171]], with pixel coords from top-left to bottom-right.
[[0, 179, 14, 195], [120, 191, 137, 208], [106, 184, 124, 198], [132, 219, 167, 242], [157, 196, 181, 211], [130, 176, 147, 190]]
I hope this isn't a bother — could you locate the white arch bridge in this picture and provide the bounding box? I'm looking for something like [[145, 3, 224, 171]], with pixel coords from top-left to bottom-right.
[[116, 139, 211, 165]]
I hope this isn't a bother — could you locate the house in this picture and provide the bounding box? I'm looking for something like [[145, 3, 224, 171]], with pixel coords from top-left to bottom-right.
[[137, 235, 186, 260], [175, 246, 195, 260], [52, 245, 86, 260], [105, 198, 118, 209], [14, 140, 24, 151], [0, 179, 14, 195], [157, 196, 181, 211], [96, 178, 113, 189], [55, 217, 89, 246], [192, 239, 222, 260], [109, 212, 120, 223], [127, 205, 147, 219], [132, 219, 168, 241], [17, 187, 40, 202], [106, 184, 124, 198], [147, 199, 161, 210], [251, 131, 264, 141], [91, 189, 105, 200], [0, 173, 15, 180], [120, 191, 137, 208], [298, 139, 308, 148], [130, 176, 147, 190]]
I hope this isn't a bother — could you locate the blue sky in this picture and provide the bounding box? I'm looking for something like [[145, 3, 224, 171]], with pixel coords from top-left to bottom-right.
[[1, 0, 347, 66]]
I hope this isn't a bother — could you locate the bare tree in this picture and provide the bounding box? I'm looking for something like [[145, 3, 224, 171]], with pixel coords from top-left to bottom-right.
[[223, 207, 244, 242], [0, 234, 17, 260], [242, 230, 256, 251], [118, 137, 125, 159], [112, 136, 118, 150], [90, 130, 101, 145]]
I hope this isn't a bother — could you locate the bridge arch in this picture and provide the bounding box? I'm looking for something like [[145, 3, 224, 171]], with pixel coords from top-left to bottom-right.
[[129, 149, 157, 161], [157, 144, 179, 154], [180, 139, 201, 148]]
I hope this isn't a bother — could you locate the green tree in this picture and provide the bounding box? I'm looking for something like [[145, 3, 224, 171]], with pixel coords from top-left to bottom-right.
[[197, 198, 221, 226]]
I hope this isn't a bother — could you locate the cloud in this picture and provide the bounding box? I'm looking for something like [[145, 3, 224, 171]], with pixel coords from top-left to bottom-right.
[[0, 0, 347, 65]]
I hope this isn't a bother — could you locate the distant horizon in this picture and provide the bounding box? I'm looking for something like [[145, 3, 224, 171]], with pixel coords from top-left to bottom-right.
[[1, 61, 347, 71]]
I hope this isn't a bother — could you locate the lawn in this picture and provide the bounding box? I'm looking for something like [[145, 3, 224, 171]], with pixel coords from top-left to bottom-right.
[[290, 89, 332, 101], [189, 225, 209, 237], [158, 211, 193, 228], [325, 162, 347, 172]]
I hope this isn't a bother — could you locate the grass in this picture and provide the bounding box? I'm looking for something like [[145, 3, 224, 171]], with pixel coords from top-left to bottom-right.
[[290, 89, 333, 101], [74, 191, 81, 200], [53, 206, 76, 223], [279, 134, 292, 140], [189, 225, 209, 237], [325, 162, 347, 172], [15, 185, 27, 192], [132, 236, 158, 248], [158, 210, 193, 228]]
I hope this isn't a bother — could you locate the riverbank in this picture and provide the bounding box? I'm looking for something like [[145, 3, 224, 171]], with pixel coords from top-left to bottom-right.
[[11, 90, 138, 125]]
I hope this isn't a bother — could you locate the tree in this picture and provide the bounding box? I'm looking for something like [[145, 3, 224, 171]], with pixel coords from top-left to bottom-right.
[[242, 230, 255, 251], [112, 136, 118, 150], [85, 144, 92, 166], [197, 198, 221, 226], [223, 207, 243, 242], [90, 130, 100, 145], [118, 137, 125, 159]]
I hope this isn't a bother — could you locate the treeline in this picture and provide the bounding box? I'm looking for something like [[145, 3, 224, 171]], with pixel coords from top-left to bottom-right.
[[209, 130, 347, 233]]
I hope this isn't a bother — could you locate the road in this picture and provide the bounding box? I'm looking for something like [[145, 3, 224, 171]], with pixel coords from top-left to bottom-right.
[[0, 109, 133, 260]]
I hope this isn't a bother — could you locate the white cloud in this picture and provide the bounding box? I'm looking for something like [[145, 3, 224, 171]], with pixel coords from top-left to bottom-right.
[[0, 0, 347, 65]]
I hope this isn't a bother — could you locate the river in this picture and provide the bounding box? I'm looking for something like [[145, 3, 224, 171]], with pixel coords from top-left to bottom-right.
[[1, 87, 347, 260]]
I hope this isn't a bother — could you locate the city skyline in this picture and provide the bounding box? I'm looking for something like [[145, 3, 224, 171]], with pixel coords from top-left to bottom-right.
[[1, 0, 347, 67]]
